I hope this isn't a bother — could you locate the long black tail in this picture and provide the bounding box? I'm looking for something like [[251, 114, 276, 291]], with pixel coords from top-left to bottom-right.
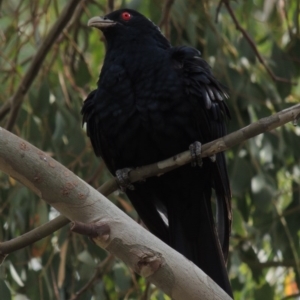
[[126, 163, 232, 297], [162, 165, 233, 298], [214, 152, 232, 262]]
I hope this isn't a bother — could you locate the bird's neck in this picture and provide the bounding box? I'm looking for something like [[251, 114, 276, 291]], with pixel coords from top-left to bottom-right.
[[106, 33, 171, 54]]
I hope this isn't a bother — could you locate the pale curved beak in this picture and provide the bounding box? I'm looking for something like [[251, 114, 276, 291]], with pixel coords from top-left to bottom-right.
[[87, 16, 116, 29]]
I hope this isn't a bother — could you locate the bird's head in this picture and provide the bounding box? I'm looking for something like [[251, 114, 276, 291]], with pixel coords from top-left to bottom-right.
[[87, 9, 170, 49]]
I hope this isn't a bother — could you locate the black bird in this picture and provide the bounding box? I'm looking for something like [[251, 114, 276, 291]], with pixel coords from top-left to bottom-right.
[[82, 9, 232, 297]]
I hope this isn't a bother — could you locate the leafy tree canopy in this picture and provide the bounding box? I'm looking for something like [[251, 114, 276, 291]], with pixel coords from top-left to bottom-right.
[[0, 0, 299, 299]]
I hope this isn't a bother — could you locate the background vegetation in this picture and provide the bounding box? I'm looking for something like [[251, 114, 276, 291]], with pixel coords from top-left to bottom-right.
[[0, 0, 300, 299]]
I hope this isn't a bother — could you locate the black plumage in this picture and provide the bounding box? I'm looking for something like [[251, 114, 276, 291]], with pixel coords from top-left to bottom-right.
[[82, 9, 232, 297]]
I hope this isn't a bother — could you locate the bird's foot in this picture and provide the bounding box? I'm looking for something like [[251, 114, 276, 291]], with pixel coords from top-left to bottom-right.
[[189, 141, 203, 167], [116, 168, 135, 191]]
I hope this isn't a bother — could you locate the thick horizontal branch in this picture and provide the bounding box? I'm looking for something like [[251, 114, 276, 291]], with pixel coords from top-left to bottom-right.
[[0, 128, 231, 299]]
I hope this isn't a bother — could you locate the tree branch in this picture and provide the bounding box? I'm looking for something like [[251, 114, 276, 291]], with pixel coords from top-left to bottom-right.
[[274, 203, 300, 277], [107, 0, 114, 13], [70, 254, 114, 300], [282, 292, 300, 300], [0, 132, 232, 300], [1, 0, 84, 130], [0, 103, 299, 298], [217, 0, 296, 85], [297, 0, 300, 36], [0, 102, 11, 122], [0, 215, 69, 261], [246, 260, 296, 269], [0, 178, 116, 256], [109, 102, 300, 189], [215, 0, 223, 23], [159, 0, 175, 41], [0, 103, 299, 256]]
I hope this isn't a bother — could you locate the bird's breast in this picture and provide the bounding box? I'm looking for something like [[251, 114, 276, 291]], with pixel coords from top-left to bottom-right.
[[98, 60, 198, 168]]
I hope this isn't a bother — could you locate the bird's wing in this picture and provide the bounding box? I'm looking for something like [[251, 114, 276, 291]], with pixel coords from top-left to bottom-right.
[[81, 89, 117, 173], [81, 70, 170, 245], [171, 46, 232, 261]]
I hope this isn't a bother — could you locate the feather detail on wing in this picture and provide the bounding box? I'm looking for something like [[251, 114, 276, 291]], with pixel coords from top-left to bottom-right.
[[81, 89, 116, 173], [171, 46, 232, 261]]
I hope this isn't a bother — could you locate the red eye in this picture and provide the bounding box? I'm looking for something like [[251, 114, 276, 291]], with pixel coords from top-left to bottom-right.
[[121, 12, 131, 21]]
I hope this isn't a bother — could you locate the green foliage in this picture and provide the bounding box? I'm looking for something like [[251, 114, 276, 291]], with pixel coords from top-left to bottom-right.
[[0, 0, 300, 299]]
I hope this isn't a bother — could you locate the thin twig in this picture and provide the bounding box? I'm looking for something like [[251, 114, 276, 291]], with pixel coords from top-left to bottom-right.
[[245, 260, 296, 269], [297, 0, 300, 36], [141, 281, 151, 300], [282, 0, 293, 40], [116, 103, 300, 189], [215, 0, 223, 23], [274, 202, 300, 280], [0, 102, 11, 121], [0, 215, 69, 256], [86, 161, 105, 184], [282, 292, 300, 300], [0, 176, 115, 256], [3, 0, 84, 131], [159, 0, 175, 41], [107, 0, 114, 13], [221, 0, 296, 85], [70, 254, 114, 300]]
